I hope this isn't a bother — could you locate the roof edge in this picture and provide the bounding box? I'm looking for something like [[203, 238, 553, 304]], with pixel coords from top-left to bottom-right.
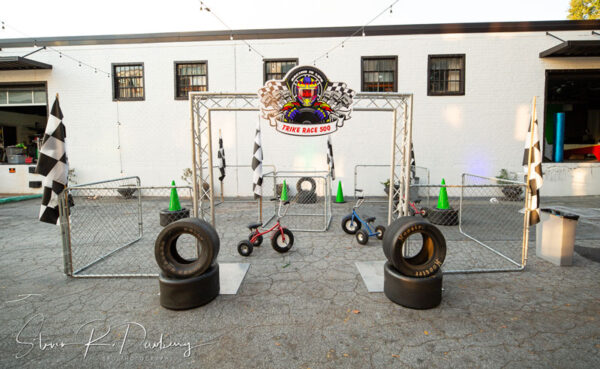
[[1, 19, 599, 48]]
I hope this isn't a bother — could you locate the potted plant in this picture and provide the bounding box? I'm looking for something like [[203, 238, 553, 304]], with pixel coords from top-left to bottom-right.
[[382, 179, 399, 196], [496, 169, 523, 201]]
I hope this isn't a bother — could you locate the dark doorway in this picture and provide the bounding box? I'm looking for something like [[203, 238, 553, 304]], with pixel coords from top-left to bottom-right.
[[544, 69, 600, 162]]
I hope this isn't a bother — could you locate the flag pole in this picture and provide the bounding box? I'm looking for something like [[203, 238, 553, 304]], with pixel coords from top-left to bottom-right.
[[521, 96, 536, 267], [219, 129, 224, 203]]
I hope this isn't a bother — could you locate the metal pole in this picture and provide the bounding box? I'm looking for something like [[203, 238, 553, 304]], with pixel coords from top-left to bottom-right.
[[402, 97, 414, 217], [190, 97, 199, 218], [388, 109, 398, 225], [207, 110, 216, 227]]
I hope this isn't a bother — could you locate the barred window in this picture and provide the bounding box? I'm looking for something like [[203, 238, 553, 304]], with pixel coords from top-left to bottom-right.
[[112, 63, 144, 101], [175, 61, 208, 99], [264, 59, 298, 82], [361, 56, 397, 92], [428, 55, 465, 95]]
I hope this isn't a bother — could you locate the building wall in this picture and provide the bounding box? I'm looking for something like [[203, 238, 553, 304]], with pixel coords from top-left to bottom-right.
[[1, 30, 599, 196]]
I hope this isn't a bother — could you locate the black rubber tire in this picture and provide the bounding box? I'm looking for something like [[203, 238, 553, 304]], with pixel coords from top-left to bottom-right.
[[271, 228, 294, 253], [248, 232, 263, 247], [428, 208, 459, 226], [375, 225, 386, 240], [296, 177, 317, 193], [341, 214, 361, 234], [356, 230, 369, 245], [154, 217, 220, 279], [158, 264, 220, 310], [382, 217, 446, 278], [238, 240, 253, 256], [381, 216, 420, 262], [383, 262, 442, 309], [159, 208, 191, 227]]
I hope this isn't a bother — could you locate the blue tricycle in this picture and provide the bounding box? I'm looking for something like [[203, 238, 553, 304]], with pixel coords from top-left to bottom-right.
[[341, 189, 386, 245]]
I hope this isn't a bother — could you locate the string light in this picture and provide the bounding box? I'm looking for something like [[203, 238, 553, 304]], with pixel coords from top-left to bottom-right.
[[199, 1, 265, 59], [312, 0, 399, 65], [0, 20, 111, 78]]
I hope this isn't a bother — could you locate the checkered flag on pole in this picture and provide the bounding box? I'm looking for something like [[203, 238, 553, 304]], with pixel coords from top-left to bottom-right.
[[35, 95, 69, 225], [252, 121, 263, 199], [522, 98, 543, 226], [327, 136, 335, 180], [409, 143, 416, 181], [217, 133, 226, 182]]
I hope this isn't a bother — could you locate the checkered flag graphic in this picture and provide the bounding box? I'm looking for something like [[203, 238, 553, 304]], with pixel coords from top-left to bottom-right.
[[35, 96, 69, 225], [522, 102, 543, 226], [326, 82, 356, 97], [327, 136, 335, 180], [252, 122, 263, 199], [258, 80, 289, 125], [217, 134, 226, 182]]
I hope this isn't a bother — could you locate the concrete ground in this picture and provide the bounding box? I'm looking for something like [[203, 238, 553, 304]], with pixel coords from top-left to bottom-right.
[[0, 196, 599, 369]]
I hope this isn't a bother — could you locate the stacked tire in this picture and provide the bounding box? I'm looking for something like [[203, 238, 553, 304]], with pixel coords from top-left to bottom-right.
[[382, 217, 447, 309], [154, 218, 220, 310]]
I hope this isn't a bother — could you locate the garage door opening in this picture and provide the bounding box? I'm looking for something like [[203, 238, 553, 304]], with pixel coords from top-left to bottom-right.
[[544, 69, 600, 162], [0, 83, 48, 164]]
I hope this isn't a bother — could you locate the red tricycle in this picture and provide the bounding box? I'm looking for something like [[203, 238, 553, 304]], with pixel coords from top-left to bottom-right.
[[237, 199, 294, 256]]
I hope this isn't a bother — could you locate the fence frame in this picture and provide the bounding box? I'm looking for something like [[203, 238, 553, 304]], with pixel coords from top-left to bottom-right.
[[59, 177, 197, 278], [262, 170, 332, 232], [409, 173, 529, 274]]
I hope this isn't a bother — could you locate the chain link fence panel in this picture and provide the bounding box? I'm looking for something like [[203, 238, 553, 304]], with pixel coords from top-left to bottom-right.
[[354, 164, 430, 204], [60, 177, 195, 277], [406, 174, 528, 274], [262, 171, 331, 232]]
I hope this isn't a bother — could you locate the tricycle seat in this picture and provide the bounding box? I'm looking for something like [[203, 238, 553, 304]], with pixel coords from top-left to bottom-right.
[[247, 222, 262, 229], [365, 216, 376, 223]]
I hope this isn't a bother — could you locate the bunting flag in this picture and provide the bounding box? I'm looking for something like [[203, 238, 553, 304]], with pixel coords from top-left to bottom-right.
[[35, 96, 69, 225], [522, 100, 543, 226], [252, 122, 263, 199], [327, 136, 335, 180], [217, 134, 226, 182]]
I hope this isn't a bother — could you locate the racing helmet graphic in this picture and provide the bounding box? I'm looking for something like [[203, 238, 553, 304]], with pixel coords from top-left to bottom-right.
[[296, 76, 319, 107]]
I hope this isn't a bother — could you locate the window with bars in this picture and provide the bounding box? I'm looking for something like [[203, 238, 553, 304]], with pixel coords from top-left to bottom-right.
[[112, 63, 145, 101], [428, 55, 465, 96], [263, 59, 298, 82], [361, 56, 397, 92], [175, 61, 208, 99]]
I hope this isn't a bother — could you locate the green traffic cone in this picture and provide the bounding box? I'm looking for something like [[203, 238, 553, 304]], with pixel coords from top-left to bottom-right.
[[335, 180, 345, 203], [280, 180, 289, 202], [169, 180, 182, 211], [437, 178, 450, 210]]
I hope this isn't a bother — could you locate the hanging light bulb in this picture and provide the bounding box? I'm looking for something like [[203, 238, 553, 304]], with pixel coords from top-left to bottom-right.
[[59, 52, 62, 58], [230, 34, 233, 40], [94, 68, 97, 73], [362, 29, 366, 37], [341, 43, 344, 48], [390, 6, 393, 14], [326, 53, 328, 59], [78, 61, 81, 67], [1, 21, 5, 30]]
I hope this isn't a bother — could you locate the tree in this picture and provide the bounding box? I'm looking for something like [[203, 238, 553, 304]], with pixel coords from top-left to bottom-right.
[[568, 0, 600, 19]]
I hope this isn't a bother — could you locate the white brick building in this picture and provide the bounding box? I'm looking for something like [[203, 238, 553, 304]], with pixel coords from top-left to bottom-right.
[[1, 20, 599, 196]]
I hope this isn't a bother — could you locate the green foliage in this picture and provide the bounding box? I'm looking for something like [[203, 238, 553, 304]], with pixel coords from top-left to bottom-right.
[[568, 0, 600, 20]]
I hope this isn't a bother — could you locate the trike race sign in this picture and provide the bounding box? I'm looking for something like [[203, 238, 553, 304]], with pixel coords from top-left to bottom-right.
[[258, 66, 356, 136]]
